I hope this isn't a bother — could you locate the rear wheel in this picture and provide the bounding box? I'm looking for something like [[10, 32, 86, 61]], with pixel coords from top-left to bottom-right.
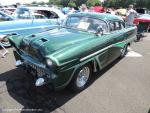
[[69, 64, 92, 92]]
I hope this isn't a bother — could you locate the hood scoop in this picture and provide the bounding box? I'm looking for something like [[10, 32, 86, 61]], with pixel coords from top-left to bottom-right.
[[40, 38, 48, 42], [31, 34, 36, 37]]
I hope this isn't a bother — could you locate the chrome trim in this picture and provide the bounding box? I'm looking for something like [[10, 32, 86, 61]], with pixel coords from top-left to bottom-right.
[[76, 66, 90, 88], [25, 61, 46, 76], [80, 45, 113, 62]]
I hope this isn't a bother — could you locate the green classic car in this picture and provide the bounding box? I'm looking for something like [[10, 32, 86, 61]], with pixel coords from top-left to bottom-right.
[[9, 13, 137, 92]]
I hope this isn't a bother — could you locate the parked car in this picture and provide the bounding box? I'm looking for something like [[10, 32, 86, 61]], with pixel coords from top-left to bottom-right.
[[9, 13, 137, 92], [0, 19, 58, 47], [136, 8, 149, 15], [0, 7, 16, 15], [13, 6, 66, 21], [0, 11, 14, 21]]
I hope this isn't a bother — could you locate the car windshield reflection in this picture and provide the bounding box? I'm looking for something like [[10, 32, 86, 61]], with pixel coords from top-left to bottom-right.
[[64, 16, 108, 33]]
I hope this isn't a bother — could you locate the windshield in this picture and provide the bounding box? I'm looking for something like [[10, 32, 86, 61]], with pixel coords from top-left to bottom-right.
[[64, 16, 108, 33]]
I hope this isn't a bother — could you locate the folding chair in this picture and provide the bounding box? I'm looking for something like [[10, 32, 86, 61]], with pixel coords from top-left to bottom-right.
[[0, 35, 8, 58]]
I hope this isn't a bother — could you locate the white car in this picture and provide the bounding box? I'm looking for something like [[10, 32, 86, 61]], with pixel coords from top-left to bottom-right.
[[13, 6, 66, 23]]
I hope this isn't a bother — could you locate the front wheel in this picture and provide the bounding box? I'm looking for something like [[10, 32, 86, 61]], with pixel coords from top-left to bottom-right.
[[69, 64, 92, 92]]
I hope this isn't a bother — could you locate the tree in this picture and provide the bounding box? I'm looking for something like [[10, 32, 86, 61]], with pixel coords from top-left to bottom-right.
[[31, 1, 37, 4], [61, 0, 72, 7], [49, 0, 61, 5], [103, 0, 149, 9], [68, 2, 76, 7], [86, 0, 101, 7], [75, 0, 87, 7]]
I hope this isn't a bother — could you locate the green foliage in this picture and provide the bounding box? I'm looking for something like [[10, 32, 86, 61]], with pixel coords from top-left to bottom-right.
[[61, 0, 71, 7], [75, 0, 87, 7], [68, 2, 76, 8], [38, 1, 46, 5], [31, 1, 37, 4], [87, 0, 101, 7], [49, 0, 61, 5], [103, 0, 150, 9], [48, 0, 149, 9]]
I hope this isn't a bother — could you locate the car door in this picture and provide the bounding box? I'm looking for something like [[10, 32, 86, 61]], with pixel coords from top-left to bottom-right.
[[97, 36, 115, 68], [108, 20, 126, 63], [95, 19, 115, 68]]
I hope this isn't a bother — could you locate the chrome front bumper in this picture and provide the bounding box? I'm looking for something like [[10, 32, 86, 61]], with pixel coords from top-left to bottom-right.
[[14, 50, 52, 87]]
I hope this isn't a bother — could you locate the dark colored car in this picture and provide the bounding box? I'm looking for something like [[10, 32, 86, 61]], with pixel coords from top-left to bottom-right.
[[9, 13, 137, 92]]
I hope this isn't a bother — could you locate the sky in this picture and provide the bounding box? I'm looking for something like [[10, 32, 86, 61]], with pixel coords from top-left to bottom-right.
[[0, 0, 49, 5]]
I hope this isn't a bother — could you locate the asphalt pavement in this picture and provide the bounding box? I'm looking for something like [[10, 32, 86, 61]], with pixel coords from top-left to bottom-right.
[[0, 33, 150, 113]]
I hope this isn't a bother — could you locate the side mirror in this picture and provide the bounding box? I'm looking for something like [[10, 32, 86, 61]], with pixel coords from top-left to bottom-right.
[[95, 26, 103, 36]]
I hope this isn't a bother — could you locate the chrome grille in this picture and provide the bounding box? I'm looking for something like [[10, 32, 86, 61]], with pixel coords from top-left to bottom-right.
[[26, 62, 46, 76]]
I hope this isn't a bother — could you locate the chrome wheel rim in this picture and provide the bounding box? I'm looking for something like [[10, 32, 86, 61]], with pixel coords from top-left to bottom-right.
[[76, 66, 90, 88]]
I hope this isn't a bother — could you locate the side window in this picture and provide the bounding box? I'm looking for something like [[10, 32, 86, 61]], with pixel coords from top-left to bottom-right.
[[66, 16, 80, 27], [14, 8, 31, 19], [109, 21, 124, 31], [50, 11, 59, 19], [109, 22, 116, 31], [33, 10, 47, 19], [34, 10, 59, 19], [120, 22, 125, 29], [115, 22, 121, 30]]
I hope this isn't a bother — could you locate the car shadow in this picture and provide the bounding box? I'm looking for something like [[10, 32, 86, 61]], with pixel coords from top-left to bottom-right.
[[148, 108, 150, 113], [0, 58, 121, 113]]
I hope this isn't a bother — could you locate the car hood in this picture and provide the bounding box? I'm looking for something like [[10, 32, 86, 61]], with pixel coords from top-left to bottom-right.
[[20, 27, 94, 58], [0, 19, 56, 34]]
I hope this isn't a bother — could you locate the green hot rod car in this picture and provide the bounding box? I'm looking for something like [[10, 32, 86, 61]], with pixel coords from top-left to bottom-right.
[[9, 13, 137, 92]]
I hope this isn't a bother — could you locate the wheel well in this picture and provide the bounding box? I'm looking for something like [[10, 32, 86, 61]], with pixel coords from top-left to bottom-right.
[[88, 60, 99, 73], [127, 43, 130, 46]]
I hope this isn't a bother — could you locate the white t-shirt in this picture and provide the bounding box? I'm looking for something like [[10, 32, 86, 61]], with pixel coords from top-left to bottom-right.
[[126, 9, 138, 25]]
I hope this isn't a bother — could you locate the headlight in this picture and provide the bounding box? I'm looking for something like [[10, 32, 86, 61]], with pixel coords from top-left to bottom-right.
[[46, 59, 53, 66]]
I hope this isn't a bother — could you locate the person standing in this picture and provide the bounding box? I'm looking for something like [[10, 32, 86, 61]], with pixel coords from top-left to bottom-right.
[[80, 4, 88, 12], [126, 4, 138, 26]]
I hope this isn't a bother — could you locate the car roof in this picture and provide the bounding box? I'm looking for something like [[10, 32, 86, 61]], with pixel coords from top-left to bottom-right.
[[69, 12, 123, 22], [0, 8, 16, 9], [18, 6, 56, 11]]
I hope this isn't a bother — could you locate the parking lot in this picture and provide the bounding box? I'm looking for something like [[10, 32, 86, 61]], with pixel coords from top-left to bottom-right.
[[0, 33, 150, 113]]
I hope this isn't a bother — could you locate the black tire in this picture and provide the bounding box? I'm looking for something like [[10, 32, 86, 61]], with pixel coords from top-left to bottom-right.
[[69, 64, 92, 92], [120, 44, 128, 58]]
